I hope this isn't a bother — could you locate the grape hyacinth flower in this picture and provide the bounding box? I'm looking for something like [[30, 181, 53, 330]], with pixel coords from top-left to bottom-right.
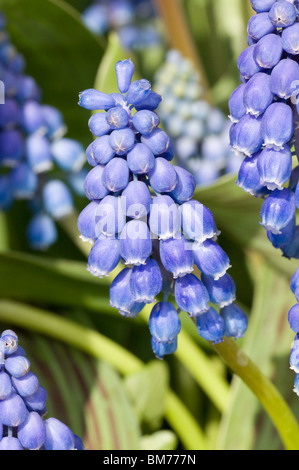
[[154, 50, 241, 186], [78, 58, 247, 359], [0, 15, 86, 251], [229, 0, 299, 394], [0, 329, 85, 450], [229, 0, 299, 260]]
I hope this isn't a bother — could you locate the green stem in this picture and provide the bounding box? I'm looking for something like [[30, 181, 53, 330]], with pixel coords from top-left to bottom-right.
[[0, 299, 207, 450], [212, 337, 299, 451]]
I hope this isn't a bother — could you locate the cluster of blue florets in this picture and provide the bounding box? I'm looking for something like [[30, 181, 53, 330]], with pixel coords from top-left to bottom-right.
[[0, 329, 84, 450], [0, 13, 87, 251], [78, 58, 248, 359], [229, 0, 299, 394], [154, 50, 241, 186], [82, 0, 161, 51], [229, 0, 299, 259]]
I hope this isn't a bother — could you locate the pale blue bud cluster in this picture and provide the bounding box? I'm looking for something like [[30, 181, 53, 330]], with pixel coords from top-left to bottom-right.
[[154, 50, 241, 186]]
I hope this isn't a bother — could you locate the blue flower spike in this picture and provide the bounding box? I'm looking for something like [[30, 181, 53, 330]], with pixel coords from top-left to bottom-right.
[[0, 329, 85, 450], [230, 0, 299, 395], [78, 58, 245, 358]]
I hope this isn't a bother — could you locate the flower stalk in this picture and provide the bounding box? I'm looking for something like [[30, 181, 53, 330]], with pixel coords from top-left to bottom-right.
[[213, 337, 299, 450]]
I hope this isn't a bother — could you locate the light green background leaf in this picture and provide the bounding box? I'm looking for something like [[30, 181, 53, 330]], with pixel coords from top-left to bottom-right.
[[124, 360, 169, 430], [141, 430, 178, 450]]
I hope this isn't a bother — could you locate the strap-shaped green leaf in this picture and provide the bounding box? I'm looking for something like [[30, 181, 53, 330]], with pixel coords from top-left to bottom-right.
[[140, 431, 178, 450], [0, 249, 115, 314], [124, 360, 170, 431]]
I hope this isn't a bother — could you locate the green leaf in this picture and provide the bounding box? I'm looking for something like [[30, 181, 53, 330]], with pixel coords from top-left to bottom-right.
[[124, 360, 169, 431], [87, 361, 141, 450], [0, 0, 105, 146], [0, 249, 116, 314], [63, 0, 89, 12], [140, 431, 178, 451], [216, 255, 299, 450], [15, 332, 141, 450], [0, 213, 9, 251]]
